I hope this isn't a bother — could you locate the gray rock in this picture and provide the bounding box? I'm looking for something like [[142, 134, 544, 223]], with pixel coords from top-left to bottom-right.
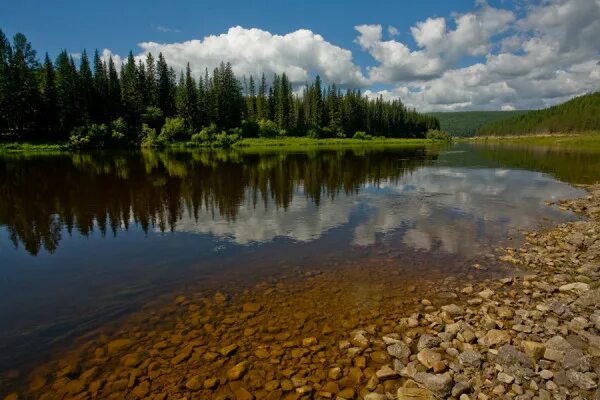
[[417, 334, 441, 351], [567, 370, 598, 390], [458, 350, 482, 368], [387, 342, 411, 361], [414, 372, 453, 397], [451, 381, 471, 397], [441, 304, 463, 317]]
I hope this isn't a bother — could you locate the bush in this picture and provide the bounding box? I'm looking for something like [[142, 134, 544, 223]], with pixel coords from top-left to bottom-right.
[[258, 119, 285, 138], [159, 117, 188, 142], [353, 131, 373, 140], [426, 129, 453, 141], [140, 124, 163, 147], [213, 132, 240, 148], [69, 119, 130, 149], [191, 123, 219, 144]]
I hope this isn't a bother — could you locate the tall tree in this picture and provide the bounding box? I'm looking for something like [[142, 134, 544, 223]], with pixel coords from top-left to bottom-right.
[[38, 53, 59, 137], [156, 53, 175, 117], [79, 50, 93, 123], [120, 51, 144, 128], [256, 73, 268, 120], [92, 49, 108, 123], [0, 29, 12, 132], [55, 50, 80, 137], [106, 56, 121, 121]]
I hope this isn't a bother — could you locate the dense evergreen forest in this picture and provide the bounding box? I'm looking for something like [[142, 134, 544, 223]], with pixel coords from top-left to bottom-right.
[[428, 110, 528, 137], [0, 30, 439, 148], [478, 92, 600, 136]]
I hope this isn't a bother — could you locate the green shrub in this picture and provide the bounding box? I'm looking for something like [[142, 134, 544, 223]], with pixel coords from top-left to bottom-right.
[[426, 129, 453, 141], [258, 119, 285, 138], [191, 123, 219, 144], [141, 106, 164, 131], [353, 131, 373, 140], [69, 119, 130, 149], [213, 132, 240, 148], [140, 124, 163, 147], [159, 117, 188, 142]]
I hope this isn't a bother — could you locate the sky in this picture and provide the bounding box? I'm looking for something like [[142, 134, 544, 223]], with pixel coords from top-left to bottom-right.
[[2, 0, 599, 111]]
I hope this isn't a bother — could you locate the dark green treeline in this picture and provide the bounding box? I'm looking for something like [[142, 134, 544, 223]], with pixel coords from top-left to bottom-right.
[[0, 30, 439, 143]]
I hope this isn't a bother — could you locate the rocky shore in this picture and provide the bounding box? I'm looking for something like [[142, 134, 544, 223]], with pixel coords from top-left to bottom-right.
[[3, 185, 600, 400]]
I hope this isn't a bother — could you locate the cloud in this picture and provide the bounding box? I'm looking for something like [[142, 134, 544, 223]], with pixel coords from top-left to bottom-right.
[[138, 26, 368, 88], [156, 25, 182, 33], [363, 0, 600, 110], [355, 4, 514, 82]]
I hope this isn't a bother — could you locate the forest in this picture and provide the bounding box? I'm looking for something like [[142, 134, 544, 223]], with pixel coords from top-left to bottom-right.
[[0, 30, 439, 148], [478, 92, 600, 136], [428, 110, 528, 137]]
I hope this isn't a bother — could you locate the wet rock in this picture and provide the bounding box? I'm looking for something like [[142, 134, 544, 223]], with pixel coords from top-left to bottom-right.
[[370, 350, 389, 363], [351, 331, 369, 348], [106, 338, 133, 355], [328, 367, 342, 380], [441, 304, 462, 317], [242, 303, 261, 313], [375, 365, 398, 380], [220, 344, 239, 356], [227, 361, 249, 380], [186, 375, 202, 391], [204, 377, 219, 389], [397, 387, 434, 400], [131, 381, 150, 398], [229, 382, 254, 400]]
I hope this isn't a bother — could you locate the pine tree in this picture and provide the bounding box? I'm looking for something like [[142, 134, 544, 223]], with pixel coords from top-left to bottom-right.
[[145, 53, 157, 107], [157, 53, 175, 117], [92, 49, 108, 123], [120, 51, 144, 129], [38, 53, 59, 137], [55, 50, 81, 137], [0, 29, 12, 132], [245, 75, 256, 121], [256, 73, 268, 120], [106, 56, 121, 121], [79, 50, 93, 123]]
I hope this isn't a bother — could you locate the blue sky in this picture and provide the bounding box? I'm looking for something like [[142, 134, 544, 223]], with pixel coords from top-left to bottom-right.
[[2, 0, 599, 111]]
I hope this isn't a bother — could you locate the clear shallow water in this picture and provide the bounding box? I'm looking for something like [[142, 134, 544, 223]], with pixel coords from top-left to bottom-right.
[[0, 143, 593, 374]]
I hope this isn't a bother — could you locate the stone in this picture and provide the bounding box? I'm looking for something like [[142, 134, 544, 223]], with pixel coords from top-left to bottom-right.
[[414, 372, 453, 397], [521, 341, 545, 361], [338, 388, 355, 398], [204, 378, 219, 389], [451, 382, 471, 397], [227, 361, 248, 380], [375, 365, 398, 380], [328, 367, 342, 380], [220, 344, 239, 356], [417, 334, 441, 351], [497, 306, 514, 319], [559, 282, 590, 292], [478, 289, 494, 299], [131, 381, 150, 398], [397, 387, 434, 400], [441, 304, 463, 317], [106, 339, 133, 355], [458, 350, 482, 368], [242, 303, 261, 313], [370, 350, 389, 363], [566, 370, 597, 390], [254, 348, 270, 359], [497, 372, 515, 384], [479, 329, 511, 347], [186, 376, 203, 391], [417, 349, 442, 369], [351, 331, 369, 348], [512, 324, 532, 333], [229, 382, 254, 400], [387, 342, 411, 361], [301, 337, 317, 346], [539, 370, 553, 380], [364, 393, 386, 400]]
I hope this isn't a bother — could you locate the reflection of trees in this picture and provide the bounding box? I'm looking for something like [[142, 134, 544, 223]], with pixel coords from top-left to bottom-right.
[[0, 147, 437, 255]]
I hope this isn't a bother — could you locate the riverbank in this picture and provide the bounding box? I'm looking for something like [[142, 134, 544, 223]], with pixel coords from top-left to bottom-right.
[[0, 137, 444, 153], [465, 132, 600, 148], [1, 185, 599, 400]]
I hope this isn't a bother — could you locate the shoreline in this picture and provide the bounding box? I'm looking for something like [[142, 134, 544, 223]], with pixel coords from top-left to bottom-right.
[[2, 186, 599, 400]]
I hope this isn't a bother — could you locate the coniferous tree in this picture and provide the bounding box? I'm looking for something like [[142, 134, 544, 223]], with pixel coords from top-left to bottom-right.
[[145, 52, 157, 107], [55, 50, 81, 137], [106, 56, 121, 121], [92, 50, 108, 123], [256, 73, 268, 120], [79, 50, 93, 123], [157, 53, 175, 117], [0, 29, 12, 132], [120, 51, 144, 129], [38, 53, 59, 137]]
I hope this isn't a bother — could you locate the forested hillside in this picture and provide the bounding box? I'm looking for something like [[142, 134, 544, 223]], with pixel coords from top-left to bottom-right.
[[428, 111, 528, 137], [0, 30, 438, 148], [478, 92, 600, 136]]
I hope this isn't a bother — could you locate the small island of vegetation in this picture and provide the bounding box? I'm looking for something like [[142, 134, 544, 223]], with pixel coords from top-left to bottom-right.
[[0, 30, 445, 151]]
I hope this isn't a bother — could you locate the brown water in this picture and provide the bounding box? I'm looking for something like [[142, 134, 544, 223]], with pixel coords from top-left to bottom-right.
[[0, 143, 593, 397]]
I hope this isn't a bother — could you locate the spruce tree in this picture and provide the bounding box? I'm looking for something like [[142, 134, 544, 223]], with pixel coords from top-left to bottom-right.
[[106, 56, 121, 121], [120, 51, 144, 129], [38, 53, 59, 137], [92, 49, 108, 123], [79, 50, 93, 123]]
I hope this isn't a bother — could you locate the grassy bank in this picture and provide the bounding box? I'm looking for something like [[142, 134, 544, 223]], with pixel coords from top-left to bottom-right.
[[465, 132, 600, 148], [234, 137, 439, 149], [0, 142, 67, 152]]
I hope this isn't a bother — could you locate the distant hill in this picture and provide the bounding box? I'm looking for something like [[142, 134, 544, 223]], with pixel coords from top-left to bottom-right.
[[427, 111, 528, 137], [478, 92, 600, 136]]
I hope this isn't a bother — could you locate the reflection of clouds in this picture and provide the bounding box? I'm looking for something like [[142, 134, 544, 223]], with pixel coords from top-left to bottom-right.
[[351, 167, 581, 255], [166, 167, 581, 257], [170, 188, 356, 244]]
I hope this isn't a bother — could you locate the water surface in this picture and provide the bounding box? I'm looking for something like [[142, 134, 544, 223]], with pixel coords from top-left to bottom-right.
[[0, 142, 595, 378]]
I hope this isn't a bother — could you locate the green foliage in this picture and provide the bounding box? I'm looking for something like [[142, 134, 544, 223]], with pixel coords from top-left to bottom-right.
[[191, 123, 219, 144], [428, 111, 529, 137], [353, 131, 372, 140], [68, 119, 129, 149], [258, 119, 284, 138], [190, 123, 240, 147], [140, 124, 162, 148], [478, 92, 600, 136], [240, 119, 259, 138], [425, 129, 453, 141], [141, 106, 164, 131], [159, 116, 188, 142]]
